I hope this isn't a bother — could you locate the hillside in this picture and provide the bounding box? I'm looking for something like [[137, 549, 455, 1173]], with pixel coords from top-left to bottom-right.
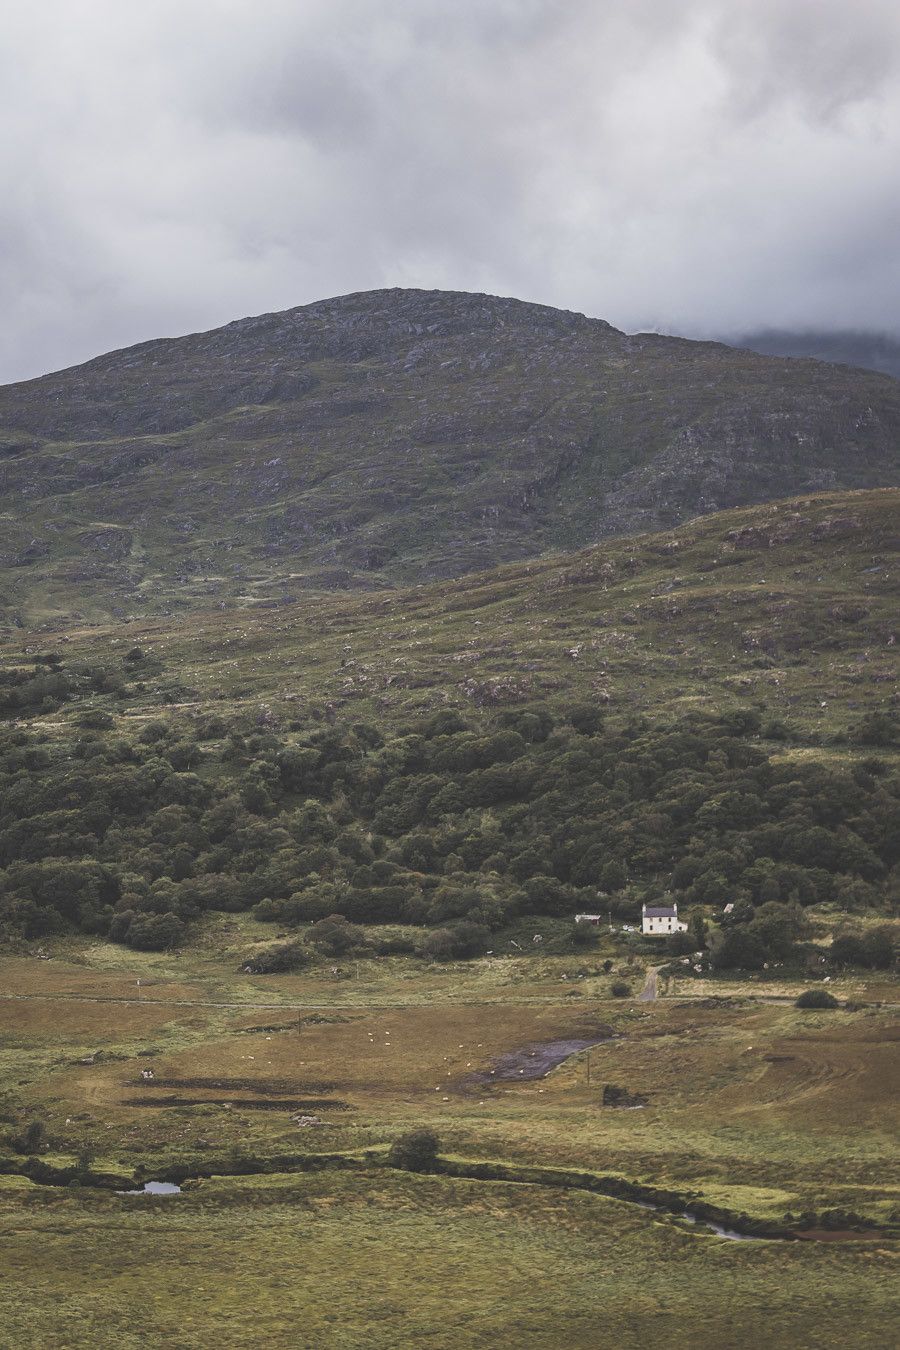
[[1, 289, 899, 624], [7, 487, 892, 743], [0, 488, 897, 947]]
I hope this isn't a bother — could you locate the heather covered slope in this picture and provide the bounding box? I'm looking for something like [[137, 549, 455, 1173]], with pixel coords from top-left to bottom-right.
[[5, 489, 897, 743], [1, 289, 899, 623]]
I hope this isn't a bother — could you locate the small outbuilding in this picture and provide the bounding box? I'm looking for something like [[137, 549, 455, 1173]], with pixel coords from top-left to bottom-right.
[[641, 903, 687, 936]]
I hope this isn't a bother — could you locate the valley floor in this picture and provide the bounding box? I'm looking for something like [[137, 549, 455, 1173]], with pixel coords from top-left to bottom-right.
[[0, 940, 898, 1347], [2, 1169, 898, 1350]]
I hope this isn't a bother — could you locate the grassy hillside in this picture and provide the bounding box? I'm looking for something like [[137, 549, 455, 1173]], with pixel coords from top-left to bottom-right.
[[1, 289, 899, 624], [8, 487, 894, 742], [0, 491, 896, 965]]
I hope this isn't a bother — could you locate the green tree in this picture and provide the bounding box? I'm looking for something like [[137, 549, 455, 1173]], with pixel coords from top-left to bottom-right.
[[688, 912, 708, 949], [712, 928, 768, 971]]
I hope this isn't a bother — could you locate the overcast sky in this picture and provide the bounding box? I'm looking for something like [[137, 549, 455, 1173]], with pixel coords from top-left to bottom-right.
[[3, 0, 900, 383]]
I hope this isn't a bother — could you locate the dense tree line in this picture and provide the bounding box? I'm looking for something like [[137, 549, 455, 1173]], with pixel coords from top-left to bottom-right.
[[0, 695, 896, 968]]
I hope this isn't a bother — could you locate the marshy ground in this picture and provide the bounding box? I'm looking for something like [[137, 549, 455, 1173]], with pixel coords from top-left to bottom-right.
[[0, 936, 897, 1347]]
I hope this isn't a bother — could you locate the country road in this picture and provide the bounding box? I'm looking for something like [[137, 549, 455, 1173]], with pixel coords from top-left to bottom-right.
[[637, 967, 660, 1002]]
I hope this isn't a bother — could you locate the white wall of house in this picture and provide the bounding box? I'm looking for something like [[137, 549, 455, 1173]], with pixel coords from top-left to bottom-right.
[[641, 907, 688, 936]]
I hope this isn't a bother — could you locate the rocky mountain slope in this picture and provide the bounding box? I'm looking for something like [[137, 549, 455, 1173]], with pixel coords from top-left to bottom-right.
[[1, 289, 899, 624]]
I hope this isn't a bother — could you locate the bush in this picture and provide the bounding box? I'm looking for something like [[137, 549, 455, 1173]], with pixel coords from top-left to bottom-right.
[[861, 926, 896, 970], [372, 933, 417, 956], [666, 930, 694, 956], [78, 710, 115, 730], [12, 1119, 46, 1155], [307, 913, 366, 956], [610, 980, 631, 998], [125, 912, 186, 951], [240, 940, 310, 975], [830, 927, 896, 970], [795, 988, 839, 1009], [417, 922, 490, 962], [712, 928, 768, 971], [387, 1127, 440, 1172], [570, 705, 604, 736]]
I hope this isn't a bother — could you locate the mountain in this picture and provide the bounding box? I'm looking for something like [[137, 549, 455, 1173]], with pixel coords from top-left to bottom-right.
[[1, 288, 899, 625], [728, 329, 900, 382]]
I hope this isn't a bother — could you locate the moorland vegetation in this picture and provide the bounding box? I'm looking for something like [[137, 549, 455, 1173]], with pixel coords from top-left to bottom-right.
[[0, 698, 895, 978]]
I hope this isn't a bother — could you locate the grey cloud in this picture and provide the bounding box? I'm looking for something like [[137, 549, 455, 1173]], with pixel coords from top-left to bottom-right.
[[1, 0, 898, 382]]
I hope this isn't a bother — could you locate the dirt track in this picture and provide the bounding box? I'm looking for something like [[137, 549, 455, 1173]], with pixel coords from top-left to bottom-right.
[[637, 968, 660, 1002]]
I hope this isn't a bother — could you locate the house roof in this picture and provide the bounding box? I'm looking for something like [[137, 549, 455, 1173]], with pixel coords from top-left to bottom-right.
[[643, 906, 678, 918]]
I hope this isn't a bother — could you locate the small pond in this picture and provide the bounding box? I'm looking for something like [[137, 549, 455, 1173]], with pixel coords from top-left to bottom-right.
[[117, 1181, 182, 1196]]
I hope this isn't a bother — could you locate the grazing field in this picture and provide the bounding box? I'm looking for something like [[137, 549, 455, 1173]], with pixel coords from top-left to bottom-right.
[[1, 1169, 898, 1350], [2, 939, 898, 1225], [1, 940, 899, 1346]]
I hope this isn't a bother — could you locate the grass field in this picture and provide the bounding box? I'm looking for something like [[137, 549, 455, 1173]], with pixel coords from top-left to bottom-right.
[[2, 1170, 898, 1350], [1, 934, 898, 1345]]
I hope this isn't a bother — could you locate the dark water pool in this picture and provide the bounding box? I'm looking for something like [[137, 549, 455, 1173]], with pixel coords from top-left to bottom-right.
[[474, 1035, 615, 1083]]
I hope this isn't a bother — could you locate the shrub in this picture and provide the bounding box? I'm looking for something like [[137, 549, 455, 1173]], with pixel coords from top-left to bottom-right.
[[861, 925, 896, 970], [610, 980, 631, 998], [712, 928, 768, 971], [418, 922, 490, 962], [850, 712, 898, 747], [240, 940, 310, 975], [570, 705, 604, 736], [795, 988, 839, 1009], [124, 912, 185, 951], [830, 927, 896, 969], [12, 1119, 46, 1155], [307, 914, 365, 956], [78, 710, 115, 730], [666, 930, 694, 956], [372, 933, 417, 956], [387, 1127, 440, 1172]]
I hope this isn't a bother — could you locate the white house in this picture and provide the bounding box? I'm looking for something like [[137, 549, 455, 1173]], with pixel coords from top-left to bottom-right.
[[641, 902, 687, 936]]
